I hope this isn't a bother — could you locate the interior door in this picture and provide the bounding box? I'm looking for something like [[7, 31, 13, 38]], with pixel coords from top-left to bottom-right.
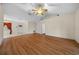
[[42, 23, 46, 34]]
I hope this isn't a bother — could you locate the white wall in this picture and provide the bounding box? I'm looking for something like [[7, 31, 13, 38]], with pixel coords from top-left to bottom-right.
[[0, 4, 3, 45], [3, 15, 39, 38], [75, 8, 79, 43], [3, 16, 29, 38], [12, 21, 28, 35], [28, 21, 36, 33], [41, 13, 75, 39], [4, 19, 39, 38], [4, 20, 29, 38]]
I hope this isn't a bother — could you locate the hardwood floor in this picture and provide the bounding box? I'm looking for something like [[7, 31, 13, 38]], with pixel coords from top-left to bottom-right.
[[0, 33, 79, 55]]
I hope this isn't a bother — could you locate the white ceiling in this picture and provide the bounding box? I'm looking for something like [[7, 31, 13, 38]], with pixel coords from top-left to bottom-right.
[[15, 3, 79, 14], [3, 3, 79, 21]]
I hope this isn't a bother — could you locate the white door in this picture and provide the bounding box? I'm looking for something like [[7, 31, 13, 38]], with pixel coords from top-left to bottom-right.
[[42, 23, 46, 34]]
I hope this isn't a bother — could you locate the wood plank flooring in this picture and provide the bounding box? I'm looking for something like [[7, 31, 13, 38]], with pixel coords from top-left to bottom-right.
[[0, 33, 79, 55]]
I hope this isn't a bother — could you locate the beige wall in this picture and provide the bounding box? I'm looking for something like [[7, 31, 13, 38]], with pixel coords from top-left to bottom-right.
[[75, 8, 79, 43], [0, 4, 3, 45], [41, 13, 75, 39]]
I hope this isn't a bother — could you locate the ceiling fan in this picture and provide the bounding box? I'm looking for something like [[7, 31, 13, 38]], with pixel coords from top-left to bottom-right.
[[26, 3, 59, 17], [32, 4, 48, 16]]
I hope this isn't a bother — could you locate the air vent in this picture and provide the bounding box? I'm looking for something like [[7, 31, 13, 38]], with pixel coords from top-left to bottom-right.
[[57, 14, 59, 16]]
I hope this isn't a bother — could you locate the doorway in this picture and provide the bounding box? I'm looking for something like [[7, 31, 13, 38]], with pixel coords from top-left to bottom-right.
[[42, 23, 46, 34]]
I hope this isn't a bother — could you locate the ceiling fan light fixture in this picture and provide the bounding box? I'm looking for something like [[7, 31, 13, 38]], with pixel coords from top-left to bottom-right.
[[32, 5, 48, 16]]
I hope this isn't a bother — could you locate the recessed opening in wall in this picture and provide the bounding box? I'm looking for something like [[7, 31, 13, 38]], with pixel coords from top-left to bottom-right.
[[4, 20, 12, 34]]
